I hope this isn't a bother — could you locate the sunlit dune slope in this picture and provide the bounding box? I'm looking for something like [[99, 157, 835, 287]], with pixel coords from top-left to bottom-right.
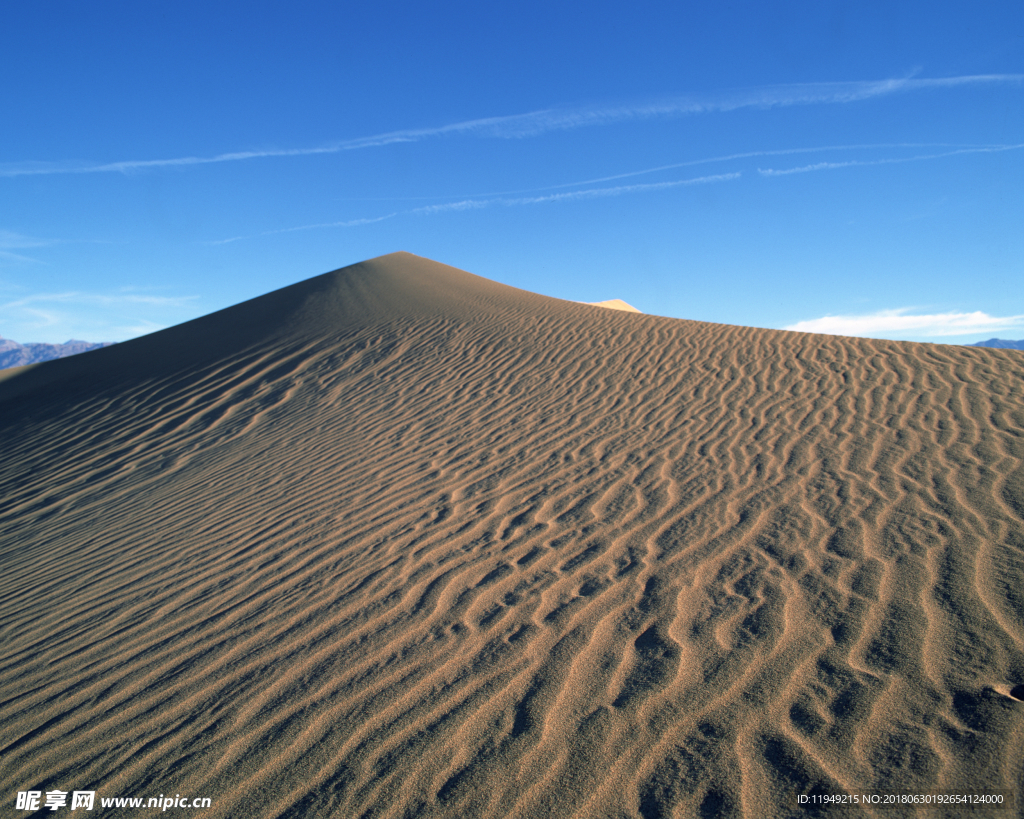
[[585, 299, 642, 313], [2, 252, 1023, 818]]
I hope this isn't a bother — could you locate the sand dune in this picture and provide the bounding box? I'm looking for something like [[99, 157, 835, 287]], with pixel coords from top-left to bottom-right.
[[2, 252, 1023, 818]]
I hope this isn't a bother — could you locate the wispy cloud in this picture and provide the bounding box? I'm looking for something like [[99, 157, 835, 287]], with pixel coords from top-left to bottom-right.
[[206, 214, 401, 245], [4, 74, 1020, 179], [461, 143, 969, 196], [0, 290, 199, 342], [11, 306, 62, 328], [0, 230, 56, 264], [500, 172, 742, 204], [107, 319, 168, 338], [0, 229, 50, 249], [205, 172, 740, 244], [759, 143, 1024, 176], [1, 291, 198, 310], [784, 308, 1024, 338], [415, 171, 741, 211], [0, 249, 43, 264], [201, 132, 1023, 246]]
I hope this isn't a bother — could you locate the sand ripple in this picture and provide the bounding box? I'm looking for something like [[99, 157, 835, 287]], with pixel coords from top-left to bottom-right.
[[2, 253, 1023, 817]]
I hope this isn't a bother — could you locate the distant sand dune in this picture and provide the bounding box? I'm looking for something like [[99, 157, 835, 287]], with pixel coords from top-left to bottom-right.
[[584, 299, 642, 313], [1, 252, 1022, 817]]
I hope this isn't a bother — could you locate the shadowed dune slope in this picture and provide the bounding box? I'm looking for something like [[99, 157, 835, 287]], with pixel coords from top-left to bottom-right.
[[2, 252, 1024, 818]]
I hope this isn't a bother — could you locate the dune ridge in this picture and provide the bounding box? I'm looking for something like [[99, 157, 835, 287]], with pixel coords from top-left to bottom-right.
[[1, 252, 1023, 818]]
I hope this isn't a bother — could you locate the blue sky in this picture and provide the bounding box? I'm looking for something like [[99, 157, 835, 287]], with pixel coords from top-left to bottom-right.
[[2, 1, 1022, 344]]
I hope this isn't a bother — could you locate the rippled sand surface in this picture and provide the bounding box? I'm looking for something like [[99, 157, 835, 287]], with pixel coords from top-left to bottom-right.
[[2, 253, 1023, 817]]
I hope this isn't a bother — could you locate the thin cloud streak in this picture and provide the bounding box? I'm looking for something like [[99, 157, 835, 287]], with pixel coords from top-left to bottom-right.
[[207, 172, 740, 244], [0, 229, 51, 249], [414, 172, 741, 212], [784, 308, 1024, 338], [4, 74, 1020, 178], [1, 292, 199, 310], [206, 131, 1019, 245], [108, 320, 168, 338], [759, 143, 1024, 176], [467, 142, 1006, 197], [0, 230, 52, 263], [0, 250, 44, 264], [501, 172, 742, 205], [206, 214, 401, 245], [0, 291, 199, 342], [15, 306, 62, 327], [331, 142, 998, 201]]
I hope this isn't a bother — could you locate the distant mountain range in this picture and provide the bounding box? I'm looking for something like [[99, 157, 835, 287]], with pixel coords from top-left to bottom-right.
[[0, 335, 115, 370], [968, 338, 1024, 350]]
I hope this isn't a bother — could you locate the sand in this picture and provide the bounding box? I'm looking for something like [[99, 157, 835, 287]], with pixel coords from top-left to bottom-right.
[[1, 252, 1023, 818]]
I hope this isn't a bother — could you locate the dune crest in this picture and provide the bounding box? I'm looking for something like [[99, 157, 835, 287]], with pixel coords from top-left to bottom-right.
[[584, 299, 642, 313], [1, 252, 1023, 818]]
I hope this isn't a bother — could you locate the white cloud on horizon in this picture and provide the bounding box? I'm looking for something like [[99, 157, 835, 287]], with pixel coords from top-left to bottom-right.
[[784, 308, 1024, 338], [3, 74, 1020, 178]]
